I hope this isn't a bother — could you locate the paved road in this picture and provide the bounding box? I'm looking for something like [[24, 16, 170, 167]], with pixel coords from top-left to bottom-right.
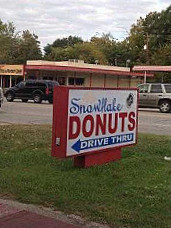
[[138, 108, 171, 135], [0, 100, 171, 135], [0, 100, 52, 125]]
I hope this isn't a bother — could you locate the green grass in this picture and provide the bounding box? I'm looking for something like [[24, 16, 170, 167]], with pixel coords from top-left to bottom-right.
[[0, 125, 170, 228]]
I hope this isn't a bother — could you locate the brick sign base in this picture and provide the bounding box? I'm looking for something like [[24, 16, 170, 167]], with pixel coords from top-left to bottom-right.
[[74, 148, 121, 168]]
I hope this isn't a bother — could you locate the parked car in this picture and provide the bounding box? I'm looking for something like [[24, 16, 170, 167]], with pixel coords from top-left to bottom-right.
[[0, 87, 4, 109], [138, 83, 171, 113], [5, 80, 59, 104]]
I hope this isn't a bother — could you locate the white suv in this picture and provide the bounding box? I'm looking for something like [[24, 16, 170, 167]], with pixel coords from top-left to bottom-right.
[[138, 83, 171, 113]]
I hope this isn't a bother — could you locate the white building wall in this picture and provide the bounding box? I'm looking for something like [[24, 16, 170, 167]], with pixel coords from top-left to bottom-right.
[[106, 75, 118, 88], [91, 74, 104, 87]]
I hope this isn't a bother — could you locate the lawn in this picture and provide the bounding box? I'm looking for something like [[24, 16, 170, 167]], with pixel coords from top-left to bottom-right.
[[0, 125, 170, 228]]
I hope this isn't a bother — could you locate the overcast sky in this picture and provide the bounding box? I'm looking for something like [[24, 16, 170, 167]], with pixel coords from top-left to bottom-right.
[[0, 0, 170, 48]]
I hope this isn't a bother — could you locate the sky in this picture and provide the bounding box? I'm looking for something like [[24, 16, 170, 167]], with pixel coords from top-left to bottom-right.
[[0, 0, 170, 48]]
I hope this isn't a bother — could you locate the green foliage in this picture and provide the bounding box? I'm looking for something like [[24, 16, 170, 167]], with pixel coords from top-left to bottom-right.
[[0, 19, 42, 64], [109, 40, 132, 67], [147, 6, 171, 47], [70, 42, 107, 64], [151, 44, 171, 65], [15, 30, 42, 64], [0, 20, 17, 64], [90, 33, 115, 63], [0, 20, 15, 37], [53, 35, 83, 48], [45, 39, 108, 64], [44, 35, 83, 57], [128, 5, 171, 66]]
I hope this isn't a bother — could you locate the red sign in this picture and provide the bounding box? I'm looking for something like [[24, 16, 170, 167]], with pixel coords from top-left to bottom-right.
[[52, 87, 138, 167]]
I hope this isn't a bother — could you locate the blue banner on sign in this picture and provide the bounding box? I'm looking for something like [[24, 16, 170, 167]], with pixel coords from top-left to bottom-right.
[[72, 133, 134, 153]]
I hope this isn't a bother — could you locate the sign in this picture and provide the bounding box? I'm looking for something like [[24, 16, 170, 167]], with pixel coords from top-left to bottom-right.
[[0, 65, 24, 76], [52, 87, 138, 161]]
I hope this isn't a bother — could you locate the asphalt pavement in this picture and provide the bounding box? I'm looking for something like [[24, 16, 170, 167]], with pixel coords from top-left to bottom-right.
[[0, 100, 171, 135], [138, 108, 171, 135], [0, 100, 52, 125]]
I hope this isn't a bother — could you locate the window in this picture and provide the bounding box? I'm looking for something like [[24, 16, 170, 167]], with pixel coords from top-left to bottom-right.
[[68, 77, 84, 86], [58, 77, 65, 85], [48, 81, 59, 88], [69, 78, 75, 85], [138, 84, 149, 93], [26, 81, 35, 87], [17, 81, 26, 88], [35, 82, 46, 87], [164, 85, 171, 93], [75, 78, 84, 85], [150, 85, 162, 93]]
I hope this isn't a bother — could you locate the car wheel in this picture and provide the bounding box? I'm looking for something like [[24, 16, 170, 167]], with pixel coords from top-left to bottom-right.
[[33, 94, 42, 103], [6, 92, 14, 102], [159, 100, 171, 113], [22, 99, 28, 102]]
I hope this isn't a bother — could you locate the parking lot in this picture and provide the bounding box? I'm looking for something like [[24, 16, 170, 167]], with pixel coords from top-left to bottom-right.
[[0, 100, 171, 135], [0, 100, 52, 125]]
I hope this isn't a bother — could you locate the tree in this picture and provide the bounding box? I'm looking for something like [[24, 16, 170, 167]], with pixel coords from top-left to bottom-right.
[[151, 43, 171, 65], [90, 33, 116, 65], [70, 42, 107, 64], [44, 35, 83, 57], [0, 20, 18, 64], [53, 35, 83, 48], [0, 19, 42, 64], [15, 30, 42, 63], [144, 6, 171, 47], [127, 5, 171, 65], [44, 34, 108, 64], [45, 41, 107, 64]]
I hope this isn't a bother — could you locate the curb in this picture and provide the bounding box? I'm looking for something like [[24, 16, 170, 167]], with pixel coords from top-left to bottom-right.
[[0, 199, 111, 228]]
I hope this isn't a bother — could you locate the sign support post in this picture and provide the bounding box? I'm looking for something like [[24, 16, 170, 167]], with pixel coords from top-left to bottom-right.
[[74, 148, 121, 168]]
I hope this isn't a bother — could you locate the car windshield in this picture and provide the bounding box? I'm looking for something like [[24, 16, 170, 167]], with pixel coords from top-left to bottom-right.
[[16, 81, 26, 88], [48, 81, 59, 88], [138, 84, 149, 93]]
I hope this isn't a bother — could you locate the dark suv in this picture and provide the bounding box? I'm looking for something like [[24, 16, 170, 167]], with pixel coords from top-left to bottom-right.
[[5, 80, 59, 103]]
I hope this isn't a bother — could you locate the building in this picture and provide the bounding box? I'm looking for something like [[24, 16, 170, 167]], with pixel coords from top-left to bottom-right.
[[132, 65, 171, 83], [25, 60, 153, 88], [0, 65, 24, 88], [0, 60, 153, 89]]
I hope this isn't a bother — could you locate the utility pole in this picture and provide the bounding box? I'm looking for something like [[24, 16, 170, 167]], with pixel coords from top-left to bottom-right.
[[144, 33, 150, 65], [114, 58, 117, 66], [143, 33, 150, 83]]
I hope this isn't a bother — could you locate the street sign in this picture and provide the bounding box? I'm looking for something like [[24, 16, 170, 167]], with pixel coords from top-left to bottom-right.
[[52, 87, 138, 167]]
